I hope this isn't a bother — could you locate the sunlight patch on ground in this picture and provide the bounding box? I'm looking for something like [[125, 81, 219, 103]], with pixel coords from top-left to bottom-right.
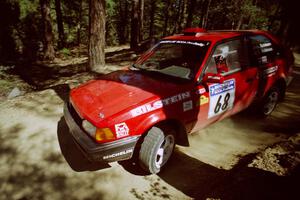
[[178, 119, 285, 170]]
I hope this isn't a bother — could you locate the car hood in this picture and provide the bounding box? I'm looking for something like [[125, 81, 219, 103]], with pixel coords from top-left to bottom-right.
[[70, 70, 189, 125]]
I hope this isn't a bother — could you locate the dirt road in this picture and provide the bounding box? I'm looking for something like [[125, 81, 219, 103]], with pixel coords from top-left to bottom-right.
[[0, 65, 300, 199]]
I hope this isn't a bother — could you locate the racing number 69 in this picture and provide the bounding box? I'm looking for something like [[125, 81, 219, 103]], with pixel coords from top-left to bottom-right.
[[214, 93, 230, 114]]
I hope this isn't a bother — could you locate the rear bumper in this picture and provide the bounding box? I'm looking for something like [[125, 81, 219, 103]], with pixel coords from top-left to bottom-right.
[[63, 102, 139, 162]]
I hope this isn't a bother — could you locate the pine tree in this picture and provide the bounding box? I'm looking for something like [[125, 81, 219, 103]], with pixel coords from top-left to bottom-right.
[[88, 0, 106, 73], [40, 0, 55, 60]]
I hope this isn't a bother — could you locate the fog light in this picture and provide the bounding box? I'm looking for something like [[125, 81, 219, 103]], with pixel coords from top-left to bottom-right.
[[82, 120, 96, 137], [95, 128, 115, 142]]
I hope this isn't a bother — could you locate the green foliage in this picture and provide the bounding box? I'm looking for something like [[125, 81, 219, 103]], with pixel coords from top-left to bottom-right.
[[19, 0, 39, 20], [0, 0, 299, 62], [59, 48, 71, 57], [106, 0, 118, 46]]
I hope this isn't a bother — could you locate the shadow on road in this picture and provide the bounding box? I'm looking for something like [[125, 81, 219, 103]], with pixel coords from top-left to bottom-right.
[[50, 84, 71, 103], [57, 117, 110, 172], [120, 148, 299, 199], [157, 150, 300, 200]]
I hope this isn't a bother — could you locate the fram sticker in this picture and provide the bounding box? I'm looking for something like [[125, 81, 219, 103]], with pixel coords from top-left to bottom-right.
[[131, 91, 191, 117], [183, 100, 193, 112], [115, 122, 129, 138]]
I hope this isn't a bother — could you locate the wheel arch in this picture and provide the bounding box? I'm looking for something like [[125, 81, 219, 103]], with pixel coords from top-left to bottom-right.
[[134, 113, 189, 147], [155, 119, 189, 147]]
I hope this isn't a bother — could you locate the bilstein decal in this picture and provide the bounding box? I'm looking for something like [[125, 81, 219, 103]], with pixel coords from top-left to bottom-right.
[[131, 91, 191, 117]]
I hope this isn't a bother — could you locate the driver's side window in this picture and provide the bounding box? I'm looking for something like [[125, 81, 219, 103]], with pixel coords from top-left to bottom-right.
[[205, 39, 244, 75]]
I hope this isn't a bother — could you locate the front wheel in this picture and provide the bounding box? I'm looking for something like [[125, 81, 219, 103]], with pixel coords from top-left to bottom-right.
[[259, 86, 280, 117], [139, 126, 175, 174]]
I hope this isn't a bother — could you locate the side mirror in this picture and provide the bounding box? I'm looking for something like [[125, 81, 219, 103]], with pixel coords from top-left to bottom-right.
[[203, 73, 224, 84]]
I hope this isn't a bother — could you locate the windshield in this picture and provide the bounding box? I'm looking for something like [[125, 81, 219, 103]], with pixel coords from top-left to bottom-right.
[[133, 40, 210, 80]]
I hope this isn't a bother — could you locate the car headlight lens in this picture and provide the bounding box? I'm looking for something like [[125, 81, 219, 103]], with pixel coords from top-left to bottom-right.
[[82, 120, 115, 142], [82, 120, 97, 137], [95, 128, 115, 142]]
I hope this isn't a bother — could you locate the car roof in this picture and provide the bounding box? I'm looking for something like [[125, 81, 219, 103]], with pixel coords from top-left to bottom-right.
[[163, 29, 268, 43]]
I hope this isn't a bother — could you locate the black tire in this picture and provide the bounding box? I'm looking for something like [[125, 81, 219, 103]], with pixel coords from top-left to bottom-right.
[[139, 126, 175, 174], [258, 86, 280, 117]]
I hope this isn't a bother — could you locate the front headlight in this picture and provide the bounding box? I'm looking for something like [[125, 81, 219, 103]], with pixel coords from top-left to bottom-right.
[[82, 120, 97, 137], [82, 120, 115, 142]]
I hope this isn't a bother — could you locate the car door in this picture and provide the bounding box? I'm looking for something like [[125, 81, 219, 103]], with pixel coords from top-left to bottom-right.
[[192, 37, 259, 131], [248, 34, 283, 98]]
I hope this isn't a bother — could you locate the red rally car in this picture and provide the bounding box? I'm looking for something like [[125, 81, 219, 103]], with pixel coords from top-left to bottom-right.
[[63, 28, 294, 174]]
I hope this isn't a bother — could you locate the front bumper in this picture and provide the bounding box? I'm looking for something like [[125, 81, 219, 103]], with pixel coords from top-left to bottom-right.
[[63, 102, 140, 162]]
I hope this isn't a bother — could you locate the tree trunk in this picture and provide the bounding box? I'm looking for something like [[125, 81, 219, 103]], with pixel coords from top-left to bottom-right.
[[199, 0, 206, 27], [277, 17, 288, 38], [149, 0, 156, 39], [124, 0, 129, 42], [163, 0, 171, 36], [267, 2, 280, 31], [177, 0, 188, 33], [77, 0, 83, 46], [247, 0, 257, 28], [202, 0, 212, 28], [172, 0, 183, 34], [236, 15, 243, 30], [130, 0, 139, 49], [139, 0, 144, 41], [88, 0, 106, 73], [55, 0, 64, 49], [117, 0, 126, 44], [40, 0, 55, 60], [186, 0, 196, 28]]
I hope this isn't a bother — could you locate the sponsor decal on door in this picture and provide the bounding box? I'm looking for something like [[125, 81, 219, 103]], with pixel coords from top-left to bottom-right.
[[208, 79, 235, 118]]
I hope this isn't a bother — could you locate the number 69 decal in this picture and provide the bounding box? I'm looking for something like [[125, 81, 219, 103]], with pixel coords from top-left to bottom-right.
[[208, 79, 235, 118]]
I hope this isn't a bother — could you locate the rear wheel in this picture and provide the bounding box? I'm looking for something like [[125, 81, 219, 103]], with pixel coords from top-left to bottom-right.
[[259, 86, 280, 117], [139, 126, 175, 174]]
